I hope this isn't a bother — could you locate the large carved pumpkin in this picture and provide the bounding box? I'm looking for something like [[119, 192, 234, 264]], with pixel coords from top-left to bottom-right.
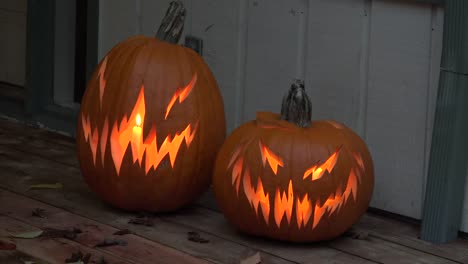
[[77, 2, 226, 212], [213, 81, 373, 242]]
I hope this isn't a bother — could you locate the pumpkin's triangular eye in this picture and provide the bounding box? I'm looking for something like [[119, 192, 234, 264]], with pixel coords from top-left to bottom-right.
[[258, 142, 283, 174], [303, 147, 341, 181], [164, 73, 197, 119]]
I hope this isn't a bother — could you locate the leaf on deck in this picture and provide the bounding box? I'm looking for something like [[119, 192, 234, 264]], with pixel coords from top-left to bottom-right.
[[128, 216, 154, 226], [10, 230, 43, 239], [344, 227, 370, 240], [187, 231, 210, 243], [94, 238, 127, 248], [65, 250, 91, 264], [240, 252, 262, 264], [31, 208, 46, 218], [113, 229, 132, 236], [41, 227, 82, 239]]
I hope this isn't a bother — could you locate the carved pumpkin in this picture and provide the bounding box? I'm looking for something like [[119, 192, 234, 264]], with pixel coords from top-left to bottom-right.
[[213, 81, 374, 242], [76, 2, 226, 212]]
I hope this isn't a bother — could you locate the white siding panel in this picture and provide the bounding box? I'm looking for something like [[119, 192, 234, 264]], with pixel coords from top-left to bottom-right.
[[306, 0, 367, 131], [242, 0, 307, 121], [189, 0, 242, 133], [365, 0, 433, 219], [98, 0, 138, 59]]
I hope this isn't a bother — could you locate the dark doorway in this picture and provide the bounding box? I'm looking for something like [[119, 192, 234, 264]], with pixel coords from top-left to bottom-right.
[[73, 0, 88, 103]]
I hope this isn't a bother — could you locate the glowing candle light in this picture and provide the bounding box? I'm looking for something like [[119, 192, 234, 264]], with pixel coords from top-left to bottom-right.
[[132, 114, 142, 162]]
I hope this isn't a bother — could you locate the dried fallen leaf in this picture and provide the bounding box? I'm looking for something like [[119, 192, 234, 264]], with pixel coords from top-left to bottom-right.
[[96, 256, 107, 264], [0, 240, 16, 250], [41, 227, 82, 239], [11, 230, 43, 239], [113, 229, 132, 236], [65, 250, 90, 263], [240, 252, 262, 264], [128, 216, 154, 226], [31, 208, 46, 218], [344, 228, 369, 240], [94, 239, 127, 248], [187, 231, 209, 243], [29, 183, 63, 190]]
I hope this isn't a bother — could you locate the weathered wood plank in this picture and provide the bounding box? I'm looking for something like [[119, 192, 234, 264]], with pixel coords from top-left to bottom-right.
[[169, 201, 458, 264], [1, 118, 468, 263], [0, 117, 76, 151], [356, 214, 468, 263], [0, 190, 209, 264], [0, 146, 457, 264], [0, 215, 130, 264], [198, 189, 468, 264], [0, 250, 48, 264], [0, 151, 296, 263], [161, 206, 375, 264], [0, 118, 375, 263]]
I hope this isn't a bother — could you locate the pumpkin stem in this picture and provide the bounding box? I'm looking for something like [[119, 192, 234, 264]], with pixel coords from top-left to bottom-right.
[[280, 80, 312, 128], [156, 1, 186, 43]]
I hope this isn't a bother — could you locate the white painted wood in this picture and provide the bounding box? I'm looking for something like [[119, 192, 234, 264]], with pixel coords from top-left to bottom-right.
[[365, 0, 434, 219], [242, 0, 307, 121], [422, 6, 444, 210], [140, 0, 173, 36], [183, 0, 242, 133], [306, 0, 368, 132], [98, 0, 138, 60], [53, 0, 76, 108], [0, 0, 27, 86]]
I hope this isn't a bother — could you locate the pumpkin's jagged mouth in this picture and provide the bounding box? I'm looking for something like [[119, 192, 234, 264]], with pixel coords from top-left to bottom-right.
[[81, 68, 199, 175], [227, 142, 365, 229]]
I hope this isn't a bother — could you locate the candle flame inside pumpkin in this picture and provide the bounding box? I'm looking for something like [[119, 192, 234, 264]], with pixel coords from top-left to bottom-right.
[[136, 114, 142, 127]]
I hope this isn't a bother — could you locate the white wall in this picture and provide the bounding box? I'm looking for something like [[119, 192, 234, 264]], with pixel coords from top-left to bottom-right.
[[0, 0, 27, 86], [98, 0, 463, 227]]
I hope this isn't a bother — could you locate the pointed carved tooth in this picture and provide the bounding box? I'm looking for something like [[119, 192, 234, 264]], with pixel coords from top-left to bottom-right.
[[274, 181, 293, 228], [313, 203, 327, 229], [296, 194, 312, 228], [100, 117, 109, 165]]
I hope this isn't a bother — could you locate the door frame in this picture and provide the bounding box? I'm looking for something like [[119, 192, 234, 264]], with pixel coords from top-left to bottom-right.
[[0, 0, 99, 136]]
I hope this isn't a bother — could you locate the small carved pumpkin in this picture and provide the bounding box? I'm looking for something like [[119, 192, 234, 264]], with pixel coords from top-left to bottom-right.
[[77, 3, 226, 212], [213, 81, 374, 242]]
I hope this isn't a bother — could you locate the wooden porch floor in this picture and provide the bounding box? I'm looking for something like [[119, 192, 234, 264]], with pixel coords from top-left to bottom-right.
[[1, 117, 468, 264]]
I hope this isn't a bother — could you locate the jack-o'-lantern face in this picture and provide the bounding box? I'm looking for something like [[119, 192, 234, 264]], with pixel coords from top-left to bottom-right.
[[76, 36, 226, 212], [213, 112, 374, 242], [80, 66, 199, 176]]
